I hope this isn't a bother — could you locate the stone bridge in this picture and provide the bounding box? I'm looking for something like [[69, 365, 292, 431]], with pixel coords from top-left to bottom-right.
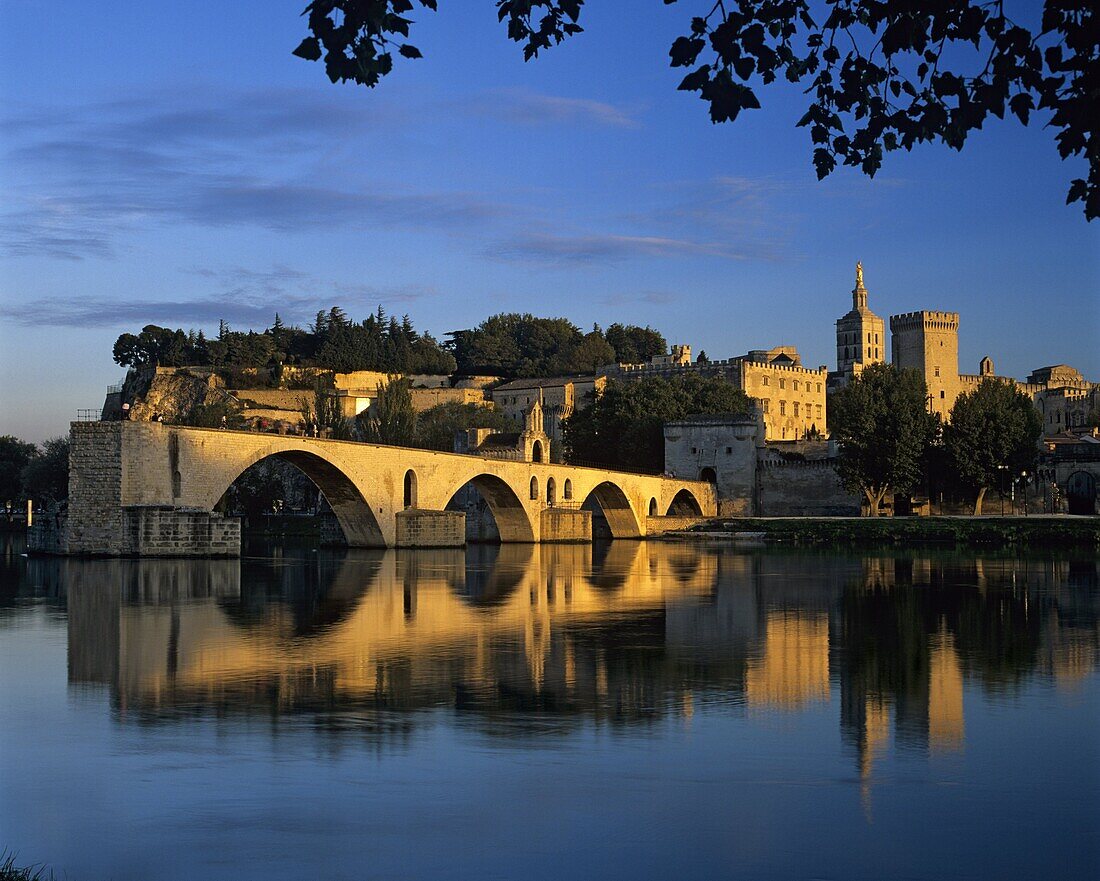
[[52, 422, 716, 556]]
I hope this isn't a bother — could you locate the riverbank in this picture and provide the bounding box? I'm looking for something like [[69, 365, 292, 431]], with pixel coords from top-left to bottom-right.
[[662, 516, 1100, 549]]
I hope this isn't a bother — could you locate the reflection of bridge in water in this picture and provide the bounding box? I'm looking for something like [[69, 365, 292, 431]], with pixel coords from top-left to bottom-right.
[[55, 545, 1100, 765], [53, 422, 716, 556]]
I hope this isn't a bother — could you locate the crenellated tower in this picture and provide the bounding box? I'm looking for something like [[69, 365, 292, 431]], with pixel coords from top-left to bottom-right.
[[889, 310, 960, 419], [835, 261, 886, 378]]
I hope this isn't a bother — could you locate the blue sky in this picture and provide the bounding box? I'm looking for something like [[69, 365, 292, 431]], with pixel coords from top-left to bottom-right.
[[1, 1, 1097, 441]]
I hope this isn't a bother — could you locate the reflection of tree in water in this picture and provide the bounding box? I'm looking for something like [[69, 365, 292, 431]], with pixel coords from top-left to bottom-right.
[[837, 555, 1100, 775]]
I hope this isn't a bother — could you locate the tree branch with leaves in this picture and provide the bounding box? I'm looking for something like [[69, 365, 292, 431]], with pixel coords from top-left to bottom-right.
[[294, 1, 1098, 219]]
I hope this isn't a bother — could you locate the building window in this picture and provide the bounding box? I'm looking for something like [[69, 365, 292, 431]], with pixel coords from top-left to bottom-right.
[[691, 447, 697, 454], [867, 332, 871, 343], [779, 379, 786, 390], [817, 383, 822, 393], [816, 405, 822, 418], [762, 399, 770, 413], [935, 366, 940, 377], [940, 390, 945, 399], [780, 402, 786, 415], [793, 402, 800, 416], [875, 333, 879, 343], [725, 447, 732, 455], [763, 376, 769, 387], [793, 380, 799, 391]]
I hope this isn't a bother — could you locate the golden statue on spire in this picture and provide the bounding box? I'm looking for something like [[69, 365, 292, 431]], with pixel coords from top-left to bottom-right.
[[856, 260, 864, 289]]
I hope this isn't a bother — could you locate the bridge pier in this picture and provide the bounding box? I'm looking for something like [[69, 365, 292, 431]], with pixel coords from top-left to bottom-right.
[[394, 510, 466, 548]]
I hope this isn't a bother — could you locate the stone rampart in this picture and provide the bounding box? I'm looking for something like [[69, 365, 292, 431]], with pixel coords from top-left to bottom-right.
[[757, 459, 860, 516]]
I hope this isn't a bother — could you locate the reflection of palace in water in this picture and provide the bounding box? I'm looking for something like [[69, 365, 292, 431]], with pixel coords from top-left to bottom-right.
[[47, 544, 1100, 767]]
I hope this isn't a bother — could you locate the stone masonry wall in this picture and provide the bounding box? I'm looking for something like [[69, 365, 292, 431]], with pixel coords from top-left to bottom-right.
[[123, 507, 240, 557], [395, 509, 465, 547], [757, 461, 860, 516], [540, 509, 592, 542], [67, 422, 126, 554]]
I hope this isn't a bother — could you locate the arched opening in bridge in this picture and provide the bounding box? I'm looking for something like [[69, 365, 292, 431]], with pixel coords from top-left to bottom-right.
[[648, 497, 658, 517], [532, 440, 544, 463], [563, 479, 573, 500], [530, 476, 539, 500], [580, 481, 642, 540], [212, 450, 385, 548], [699, 467, 717, 484], [666, 489, 703, 517], [547, 477, 557, 506], [444, 474, 537, 543], [403, 469, 418, 509]]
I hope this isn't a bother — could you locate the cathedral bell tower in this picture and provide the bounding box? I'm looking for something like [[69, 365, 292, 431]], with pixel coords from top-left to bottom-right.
[[835, 261, 885, 378]]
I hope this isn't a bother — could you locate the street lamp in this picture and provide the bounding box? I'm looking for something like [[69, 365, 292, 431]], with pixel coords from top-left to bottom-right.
[[1020, 470, 1029, 517]]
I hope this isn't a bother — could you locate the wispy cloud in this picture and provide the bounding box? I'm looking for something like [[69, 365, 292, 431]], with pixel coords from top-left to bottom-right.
[[488, 231, 769, 264], [0, 87, 506, 260], [0, 262, 442, 328], [460, 88, 639, 128], [600, 290, 674, 306]]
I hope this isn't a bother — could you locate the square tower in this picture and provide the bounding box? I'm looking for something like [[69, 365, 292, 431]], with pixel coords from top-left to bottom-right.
[[889, 310, 960, 419], [835, 262, 885, 378]]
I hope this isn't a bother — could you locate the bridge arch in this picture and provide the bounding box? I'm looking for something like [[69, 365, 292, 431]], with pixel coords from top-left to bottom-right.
[[210, 448, 386, 547], [547, 477, 557, 506], [581, 481, 643, 539], [445, 474, 536, 543], [666, 488, 703, 516]]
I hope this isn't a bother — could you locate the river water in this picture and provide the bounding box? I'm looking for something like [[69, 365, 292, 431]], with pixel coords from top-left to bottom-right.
[[1, 536, 1097, 881]]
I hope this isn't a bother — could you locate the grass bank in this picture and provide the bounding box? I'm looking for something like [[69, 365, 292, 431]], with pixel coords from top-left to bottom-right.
[[674, 516, 1100, 549]]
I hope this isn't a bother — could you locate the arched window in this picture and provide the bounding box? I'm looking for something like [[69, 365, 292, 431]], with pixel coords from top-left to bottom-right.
[[563, 479, 572, 500], [547, 477, 556, 506], [403, 470, 417, 509], [649, 498, 658, 516], [532, 440, 544, 463], [530, 476, 539, 500]]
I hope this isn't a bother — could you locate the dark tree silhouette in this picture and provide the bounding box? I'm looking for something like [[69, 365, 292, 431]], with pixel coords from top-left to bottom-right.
[[294, 1, 1098, 219]]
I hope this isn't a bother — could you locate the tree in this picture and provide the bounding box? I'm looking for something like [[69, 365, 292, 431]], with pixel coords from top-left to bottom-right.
[[451, 313, 627, 377], [604, 323, 667, 364], [831, 363, 937, 516], [20, 438, 70, 506], [944, 378, 1043, 514], [360, 376, 418, 445], [414, 402, 518, 451], [294, 1, 1099, 220], [0, 436, 37, 505], [563, 373, 752, 472], [299, 383, 352, 440], [181, 400, 245, 430]]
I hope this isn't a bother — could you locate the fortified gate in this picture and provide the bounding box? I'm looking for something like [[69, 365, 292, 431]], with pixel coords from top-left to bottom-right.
[[40, 422, 715, 556]]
